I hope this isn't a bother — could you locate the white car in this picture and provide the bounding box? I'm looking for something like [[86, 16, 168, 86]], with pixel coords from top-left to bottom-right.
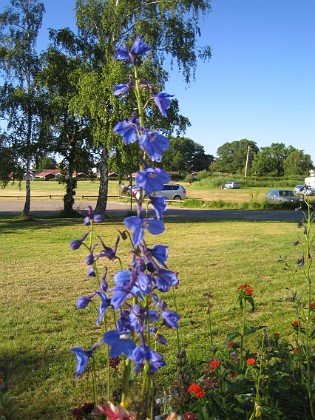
[[224, 181, 240, 189], [294, 185, 315, 196]]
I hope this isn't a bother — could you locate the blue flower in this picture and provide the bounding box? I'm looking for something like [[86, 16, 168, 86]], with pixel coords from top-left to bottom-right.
[[135, 167, 170, 195], [95, 291, 111, 326], [85, 245, 97, 265], [114, 37, 150, 63], [76, 292, 96, 309], [133, 345, 166, 374], [114, 37, 150, 64], [154, 92, 174, 117], [87, 266, 96, 277], [155, 269, 178, 292], [124, 216, 165, 246], [131, 37, 150, 55], [139, 131, 169, 162], [137, 272, 153, 294], [70, 343, 100, 377], [103, 330, 136, 359], [98, 235, 120, 260], [110, 269, 142, 308], [149, 245, 169, 267], [114, 120, 139, 144], [84, 205, 104, 226], [114, 46, 129, 60], [162, 309, 181, 329], [70, 231, 90, 250], [150, 196, 167, 219]]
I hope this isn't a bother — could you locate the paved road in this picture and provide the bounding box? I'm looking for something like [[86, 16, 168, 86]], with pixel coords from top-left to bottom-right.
[[0, 198, 304, 222]]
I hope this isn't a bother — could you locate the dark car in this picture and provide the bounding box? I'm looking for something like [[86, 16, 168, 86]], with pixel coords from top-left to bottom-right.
[[266, 189, 301, 204]]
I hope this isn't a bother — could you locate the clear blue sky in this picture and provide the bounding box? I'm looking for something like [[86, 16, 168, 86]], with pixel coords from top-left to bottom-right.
[[2, 0, 315, 164]]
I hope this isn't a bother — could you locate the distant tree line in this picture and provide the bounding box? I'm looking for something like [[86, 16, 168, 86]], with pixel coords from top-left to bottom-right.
[[211, 139, 313, 177]]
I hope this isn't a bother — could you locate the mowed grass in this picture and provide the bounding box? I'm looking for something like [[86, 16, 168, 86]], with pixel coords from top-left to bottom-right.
[[1, 180, 271, 204], [0, 213, 308, 418]]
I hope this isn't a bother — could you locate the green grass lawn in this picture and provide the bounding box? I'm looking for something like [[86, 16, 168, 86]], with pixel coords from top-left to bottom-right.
[[0, 213, 309, 418]]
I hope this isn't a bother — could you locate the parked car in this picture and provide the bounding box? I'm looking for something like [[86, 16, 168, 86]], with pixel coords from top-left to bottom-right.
[[294, 184, 305, 194], [224, 181, 240, 189], [122, 185, 141, 197], [152, 184, 187, 200], [266, 189, 301, 204], [294, 185, 315, 196], [303, 187, 315, 196]]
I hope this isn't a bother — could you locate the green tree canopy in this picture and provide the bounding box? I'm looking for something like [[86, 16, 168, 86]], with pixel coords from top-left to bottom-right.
[[283, 150, 313, 177], [162, 137, 214, 174], [215, 139, 259, 174], [0, 0, 46, 215], [251, 142, 296, 177]]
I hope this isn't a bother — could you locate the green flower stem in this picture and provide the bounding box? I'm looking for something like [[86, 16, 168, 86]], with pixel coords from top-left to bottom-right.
[[92, 357, 97, 408], [121, 357, 131, 408], [304, 204, 314, 419], [172, 287, 181, 353], [104, 316, 111, 403], [133, 65, 145, 128], [240, 297, 247, 370], [207, 304, 213, 350]]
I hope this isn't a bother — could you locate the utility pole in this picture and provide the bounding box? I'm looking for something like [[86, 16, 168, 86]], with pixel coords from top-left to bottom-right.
[[245, 145, 251, 178]]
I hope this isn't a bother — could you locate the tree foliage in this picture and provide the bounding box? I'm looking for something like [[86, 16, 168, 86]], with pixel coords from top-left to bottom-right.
[[162, 137, 214, 174], [215, 139, 259, 174], [249, 143, 314, 177], [0, 0, 46, 215]]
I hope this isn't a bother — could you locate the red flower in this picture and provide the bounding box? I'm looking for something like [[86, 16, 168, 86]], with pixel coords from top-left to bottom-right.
[[246, 358, 256, 365], [238, 283, 253, 296], [232, 372, 239, 379], [210, 359, 221, 369], [310, 302, 315, 309], [273, 332, 280, 338], [188, 383, 205, 398], [294, 348, 300, 354], [228, 341, 235, 348], [183, 413, 198, 420], [292, 321, 299, 328]]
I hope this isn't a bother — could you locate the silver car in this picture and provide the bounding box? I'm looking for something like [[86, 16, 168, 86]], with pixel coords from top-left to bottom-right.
[[152, 184, 187, 200], [266, 189, 301, 204]]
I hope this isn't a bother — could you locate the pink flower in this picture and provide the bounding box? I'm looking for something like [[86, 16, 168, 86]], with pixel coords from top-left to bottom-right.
[[96, 402, 135, 419]]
